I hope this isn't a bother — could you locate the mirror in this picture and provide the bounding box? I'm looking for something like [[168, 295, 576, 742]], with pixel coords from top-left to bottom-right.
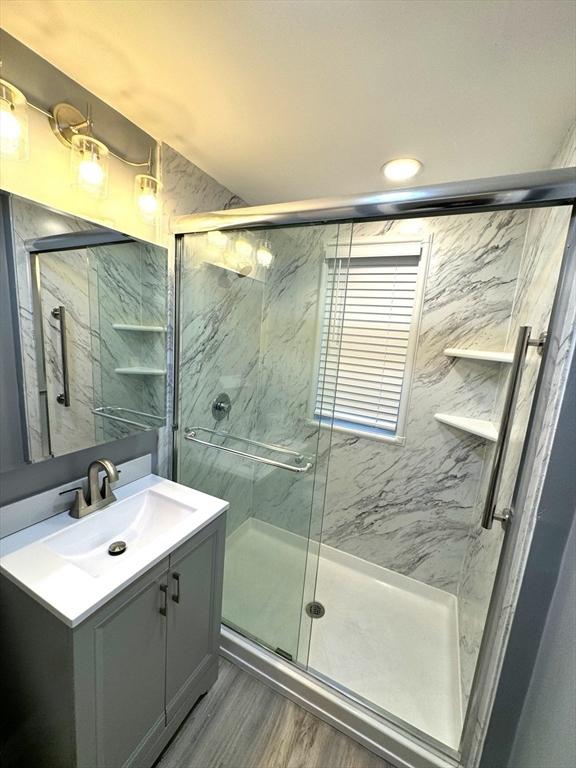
[[0, 192, 169, 467]]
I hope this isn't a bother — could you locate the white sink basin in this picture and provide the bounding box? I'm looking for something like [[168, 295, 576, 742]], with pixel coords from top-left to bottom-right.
[[45, 490, 194, 578], [0, 475, 228, 626]]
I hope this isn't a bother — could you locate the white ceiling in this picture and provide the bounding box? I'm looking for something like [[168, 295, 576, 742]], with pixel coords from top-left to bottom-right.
[[2, 0, 575, 204]]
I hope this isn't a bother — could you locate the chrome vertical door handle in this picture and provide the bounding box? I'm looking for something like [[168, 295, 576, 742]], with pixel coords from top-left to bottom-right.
[[159, 584, 168, 616], [51, 305, 71, 407], [171, 572, 180, 603], [481, 326, 544, 529]]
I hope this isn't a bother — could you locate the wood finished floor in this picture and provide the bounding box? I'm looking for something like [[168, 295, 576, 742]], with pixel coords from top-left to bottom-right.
[[156, 658, 394, 768]]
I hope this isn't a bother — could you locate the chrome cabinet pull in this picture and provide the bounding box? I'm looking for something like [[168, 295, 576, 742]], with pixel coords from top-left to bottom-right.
[[51, 305, 71, 407], [159, 584, 168, 616], [171, 572, 180, 603], [481, 326, 544, 529]]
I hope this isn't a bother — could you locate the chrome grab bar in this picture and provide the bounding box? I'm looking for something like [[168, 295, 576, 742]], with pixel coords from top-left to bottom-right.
[[184, 426, 314, 474], [92, 406, 165, 431], [51, 305, 70, 407], [482, 326, 544, 529]]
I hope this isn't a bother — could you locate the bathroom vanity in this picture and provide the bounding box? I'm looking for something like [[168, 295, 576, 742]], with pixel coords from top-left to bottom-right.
[[0, 475, 228, 768]]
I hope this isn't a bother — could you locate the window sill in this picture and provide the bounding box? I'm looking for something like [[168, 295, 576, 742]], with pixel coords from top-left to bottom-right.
[[307, 419, 405, 446]]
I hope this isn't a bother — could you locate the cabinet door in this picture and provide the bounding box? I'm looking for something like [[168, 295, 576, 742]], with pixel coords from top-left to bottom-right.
[[78, 562, 169, 768], [165, 518, 225, 721]]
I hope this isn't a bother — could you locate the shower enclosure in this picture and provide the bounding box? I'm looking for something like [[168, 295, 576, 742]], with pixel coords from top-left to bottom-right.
[[173, 170, 575, 764]]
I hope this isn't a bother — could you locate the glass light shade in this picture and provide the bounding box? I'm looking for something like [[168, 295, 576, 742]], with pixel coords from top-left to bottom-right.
[[70, 135, 109, 197], [135, 174, 162, 222], [0, 79, 29, 159], [256, 244, 274, 268], [382, 157, 422, 182]]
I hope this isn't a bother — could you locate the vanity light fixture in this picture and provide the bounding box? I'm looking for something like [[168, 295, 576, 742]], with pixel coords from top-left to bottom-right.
[[134, 173, 162, 222], [0, 79, 29, 159], [256, 241, 274, 268], [382, 157, 423, 182]]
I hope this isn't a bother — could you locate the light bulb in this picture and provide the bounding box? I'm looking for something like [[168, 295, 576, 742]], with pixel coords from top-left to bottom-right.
[[138, 192, 158, 216], [382, 158, 422, 182], [235, 238, 253, 258], [0, 105, 21, 156], [134, 174, 161, 222], [256, 245, 274, 268], [0, 80, 28, 159], [207, 230, 228, 249], [71, 135, 109, 198], [79, 158, 105, 188]]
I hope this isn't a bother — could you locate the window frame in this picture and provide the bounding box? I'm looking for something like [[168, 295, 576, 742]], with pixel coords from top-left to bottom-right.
[[309, 236, 431, 445]]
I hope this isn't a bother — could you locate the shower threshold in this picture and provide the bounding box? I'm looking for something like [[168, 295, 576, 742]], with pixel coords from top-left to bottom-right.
[[223, 518, 462, 757]]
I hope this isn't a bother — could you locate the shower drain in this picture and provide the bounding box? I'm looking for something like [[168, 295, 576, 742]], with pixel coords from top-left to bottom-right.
[[305, 601, 325, 619]]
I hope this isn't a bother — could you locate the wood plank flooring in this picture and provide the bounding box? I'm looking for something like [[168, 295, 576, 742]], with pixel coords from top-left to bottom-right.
[[156, 658, 394, 768]]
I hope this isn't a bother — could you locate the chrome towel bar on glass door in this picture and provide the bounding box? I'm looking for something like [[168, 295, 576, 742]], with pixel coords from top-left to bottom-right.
[[184, 427, 314, 474]]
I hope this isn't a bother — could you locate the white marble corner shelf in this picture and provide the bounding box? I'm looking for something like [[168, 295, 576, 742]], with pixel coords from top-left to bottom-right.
[[434, 413, 499, 442], [114, 368, 167, 376], [112, 324, 167, 332], [444, 347, 514, 364]]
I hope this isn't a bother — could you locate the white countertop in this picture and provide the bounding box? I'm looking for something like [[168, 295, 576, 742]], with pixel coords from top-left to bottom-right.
[[0, 475, 228, 627]]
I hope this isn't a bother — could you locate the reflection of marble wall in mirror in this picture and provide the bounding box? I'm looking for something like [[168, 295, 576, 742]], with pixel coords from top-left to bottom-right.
[[6, 194, 169, 463]]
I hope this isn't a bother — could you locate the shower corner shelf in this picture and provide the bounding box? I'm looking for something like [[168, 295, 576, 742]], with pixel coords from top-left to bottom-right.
[[434, 413, 499, 442], [114, 367, 167, 376], [444, 347, 514, 363], [112, 323, 167, 333]]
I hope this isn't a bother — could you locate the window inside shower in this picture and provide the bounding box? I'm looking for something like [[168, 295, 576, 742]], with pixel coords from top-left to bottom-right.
[[312, 238, 428, 442], [175, 200, 573, 756]]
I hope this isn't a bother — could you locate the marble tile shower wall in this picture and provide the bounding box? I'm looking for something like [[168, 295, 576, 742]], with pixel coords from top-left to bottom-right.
[[250, 224, 339, 539], [457, 123, 575, 709], [177, 235, 264, 534], [161, 143, 247, 490], [251, 211, 530, 596]]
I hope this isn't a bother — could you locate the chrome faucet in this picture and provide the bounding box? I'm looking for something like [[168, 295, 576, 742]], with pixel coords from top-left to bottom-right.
[[68, 458, 120, 519]]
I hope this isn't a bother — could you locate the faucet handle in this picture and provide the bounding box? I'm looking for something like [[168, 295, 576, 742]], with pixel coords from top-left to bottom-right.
[[60, 486, 89, 518]]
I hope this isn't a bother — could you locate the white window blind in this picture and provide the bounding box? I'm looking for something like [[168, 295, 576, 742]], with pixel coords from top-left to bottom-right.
[[314, 242, 422, 437]]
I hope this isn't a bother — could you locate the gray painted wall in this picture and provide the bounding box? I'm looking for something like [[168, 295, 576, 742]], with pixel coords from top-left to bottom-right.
[[508, 513, 576, 768], [480, 343, 576, 768]]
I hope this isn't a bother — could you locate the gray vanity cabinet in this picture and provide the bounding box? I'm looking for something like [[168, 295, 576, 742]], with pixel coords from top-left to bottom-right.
[[0, 514, 226, 768]]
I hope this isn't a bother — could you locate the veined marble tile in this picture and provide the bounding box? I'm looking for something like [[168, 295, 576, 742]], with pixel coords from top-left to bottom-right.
[[457, 123, 575, 720]]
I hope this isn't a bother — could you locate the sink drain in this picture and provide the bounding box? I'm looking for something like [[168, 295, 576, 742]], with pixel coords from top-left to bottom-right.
[[108, 541, 127, 556], [305, 601, 325, 619]]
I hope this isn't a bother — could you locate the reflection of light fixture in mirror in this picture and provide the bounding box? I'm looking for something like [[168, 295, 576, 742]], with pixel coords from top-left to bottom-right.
[[0, 79, 29, 159], [207, 230, 228, 249], [135, 174, 161, 222], [256, 242, 274, 268], [235, 238, 253, 258], [70, 135, 109, 197]]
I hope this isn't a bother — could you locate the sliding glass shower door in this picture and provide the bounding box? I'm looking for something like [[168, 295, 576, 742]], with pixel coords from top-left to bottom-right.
[[176, 223, 351, 661]]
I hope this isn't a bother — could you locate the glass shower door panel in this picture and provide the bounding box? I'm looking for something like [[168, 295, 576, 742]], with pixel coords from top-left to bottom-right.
[[306, 207, 572, 752], [178, 223, 349, 661]]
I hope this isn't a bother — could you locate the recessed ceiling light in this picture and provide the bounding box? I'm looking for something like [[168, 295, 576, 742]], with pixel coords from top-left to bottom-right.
[[382, 158, 423, 182]]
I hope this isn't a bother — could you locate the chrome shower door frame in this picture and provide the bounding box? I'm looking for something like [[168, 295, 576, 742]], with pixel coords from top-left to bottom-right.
[[172, 169, 576, 768]]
